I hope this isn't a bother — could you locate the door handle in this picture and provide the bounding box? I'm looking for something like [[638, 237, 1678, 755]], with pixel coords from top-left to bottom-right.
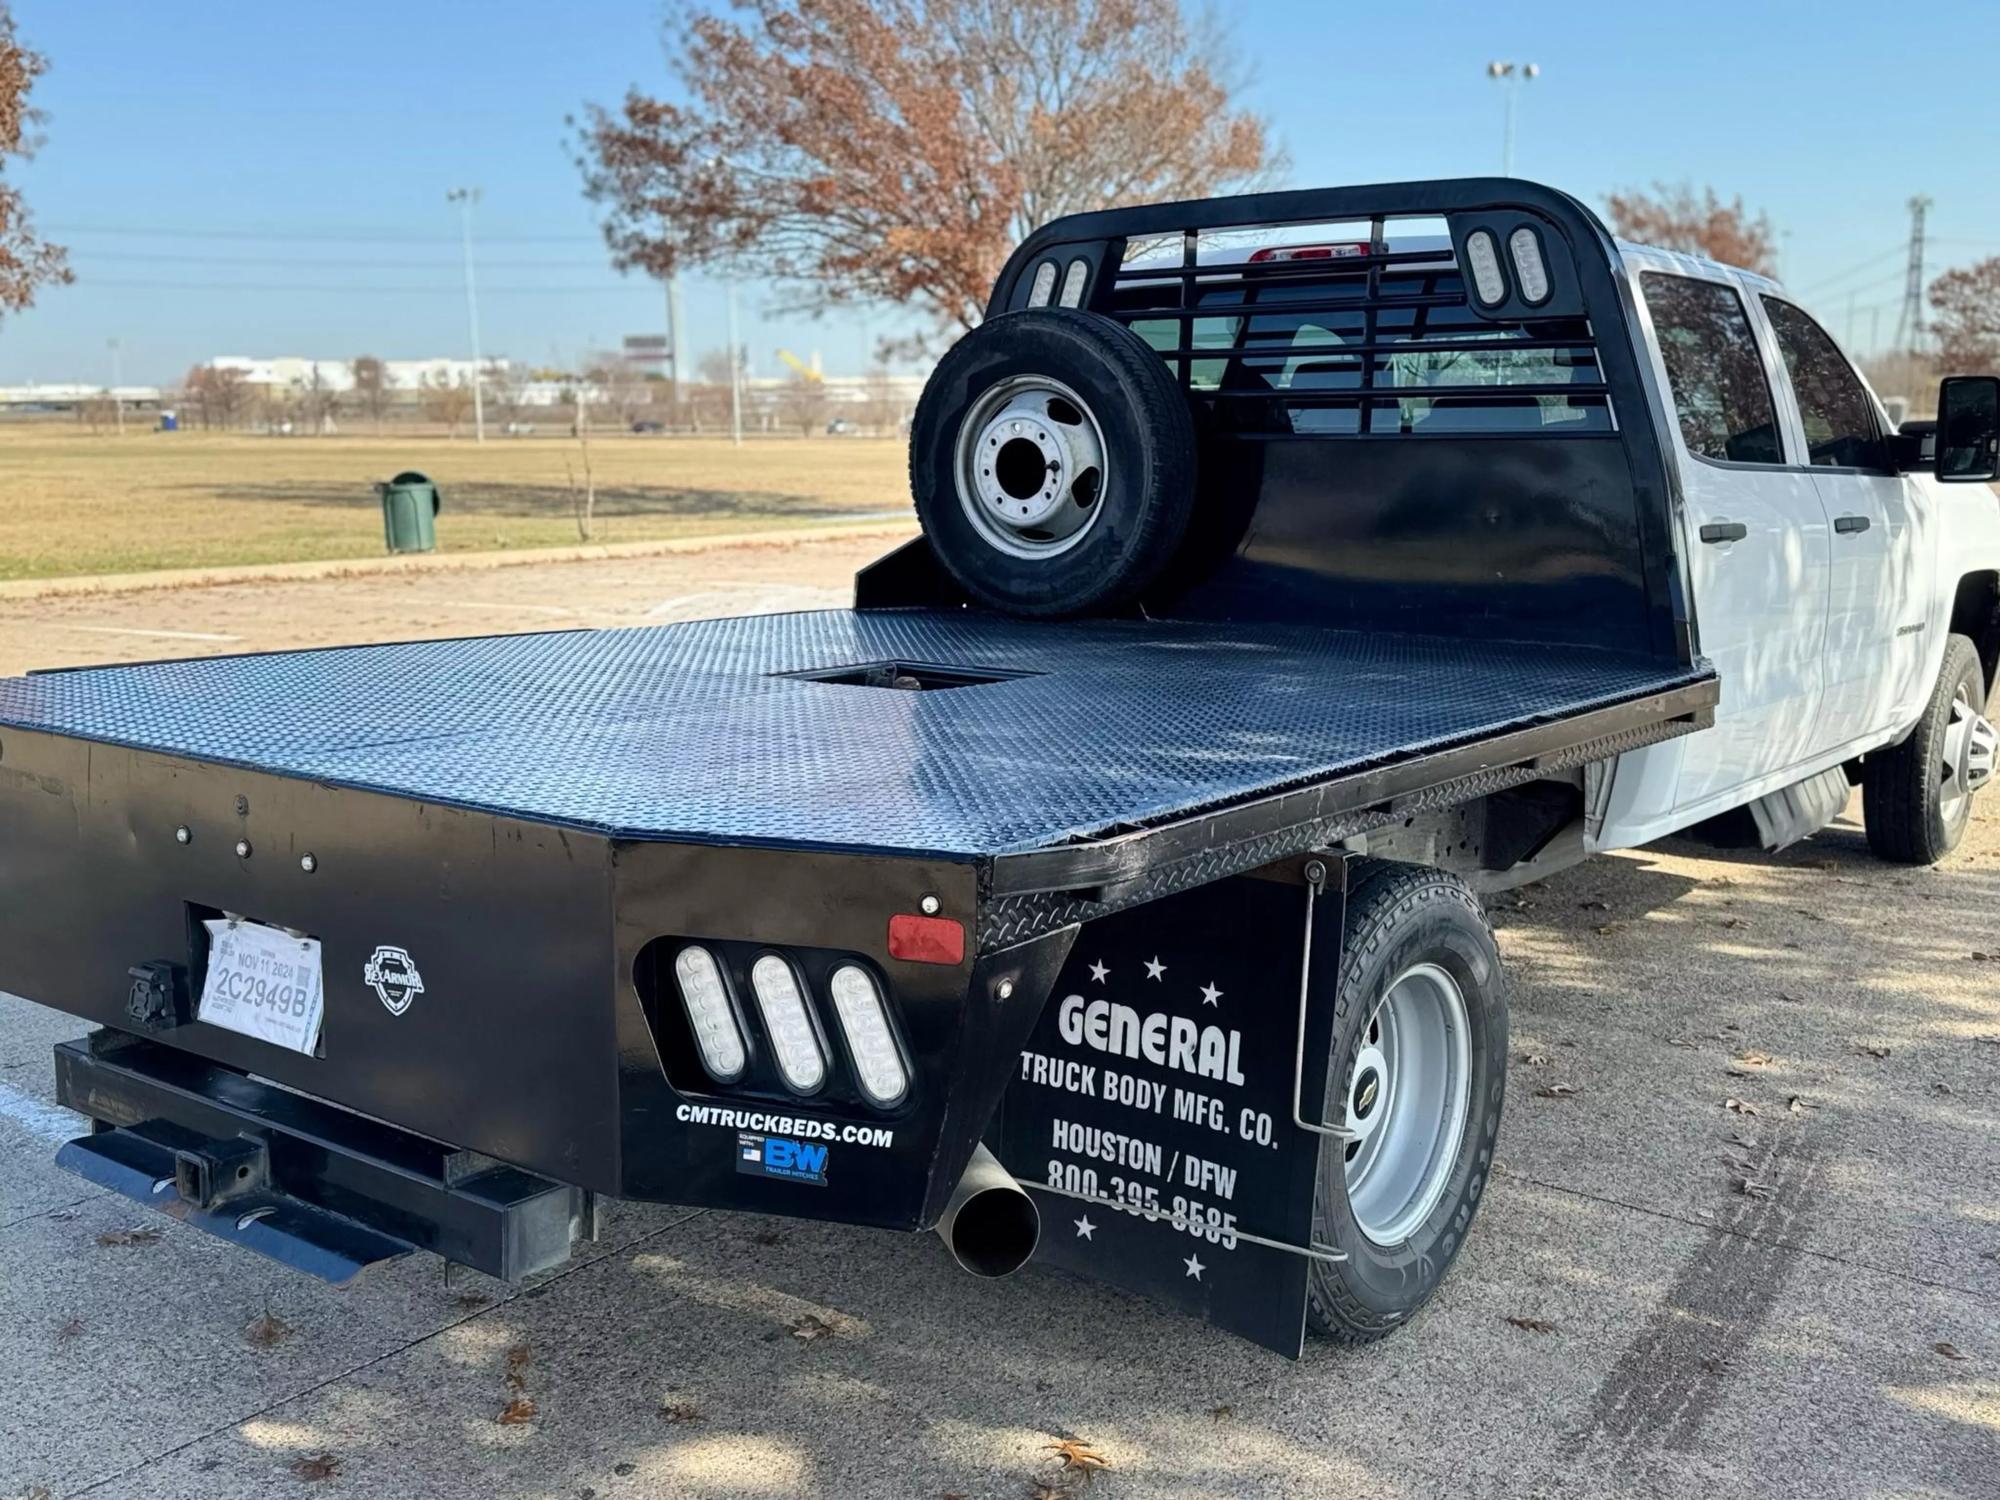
[[1699, 522, 1748, 544], [1834, 514, 1871, 535]]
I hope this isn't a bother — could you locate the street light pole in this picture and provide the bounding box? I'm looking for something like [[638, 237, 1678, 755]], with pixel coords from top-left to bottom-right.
[[447, 187, 487, 443], [725, 277, 743, 447], [108, 338, 124, 436], [1486, 61, 1539, 177]]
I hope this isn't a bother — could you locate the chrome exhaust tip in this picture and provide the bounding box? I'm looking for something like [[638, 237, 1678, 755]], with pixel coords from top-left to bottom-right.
[[936, 1144, 1040, 1278]]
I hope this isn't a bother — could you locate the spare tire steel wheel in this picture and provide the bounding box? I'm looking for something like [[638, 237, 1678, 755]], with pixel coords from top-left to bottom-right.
[[911, 309, 1197, 617]]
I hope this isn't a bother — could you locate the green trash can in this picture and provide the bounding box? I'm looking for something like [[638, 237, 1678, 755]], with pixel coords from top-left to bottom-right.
[[377, 470, 441, 554]]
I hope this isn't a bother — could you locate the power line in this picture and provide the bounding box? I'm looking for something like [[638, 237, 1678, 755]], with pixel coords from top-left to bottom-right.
[[43, 222, 604, 246], [77, 277, 646, 295], [1795, 244, 1903, 296], [67, 249, 616, 270]]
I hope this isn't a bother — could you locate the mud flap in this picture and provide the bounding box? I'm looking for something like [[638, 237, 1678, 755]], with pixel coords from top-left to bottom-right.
[[996, 863, 1346, 1357]]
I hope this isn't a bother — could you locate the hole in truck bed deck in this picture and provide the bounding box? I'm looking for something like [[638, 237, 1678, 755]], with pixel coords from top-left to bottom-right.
[[777, 660, 1043, 692]]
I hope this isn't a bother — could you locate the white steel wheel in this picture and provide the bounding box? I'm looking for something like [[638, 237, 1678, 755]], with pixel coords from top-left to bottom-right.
[[952, 375, 1109, 561], [1340, 961, 1474, 1247], [1939, 682, 1997, 831]]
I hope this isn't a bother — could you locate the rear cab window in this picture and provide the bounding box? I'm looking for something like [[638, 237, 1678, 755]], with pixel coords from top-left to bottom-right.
[[1640, 272, 1784, 466], [1112, 233, 1611, 437]]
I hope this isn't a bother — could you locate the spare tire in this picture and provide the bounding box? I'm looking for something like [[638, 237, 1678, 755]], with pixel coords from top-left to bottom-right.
[[909, 308, 1197, 617]]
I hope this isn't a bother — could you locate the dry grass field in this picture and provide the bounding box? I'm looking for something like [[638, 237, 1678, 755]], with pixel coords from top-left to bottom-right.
[[0, 423, 912, 580]]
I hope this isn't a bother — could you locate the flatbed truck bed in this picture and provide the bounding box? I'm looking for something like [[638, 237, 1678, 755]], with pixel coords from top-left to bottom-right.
[[0, 606, 1714, 901]]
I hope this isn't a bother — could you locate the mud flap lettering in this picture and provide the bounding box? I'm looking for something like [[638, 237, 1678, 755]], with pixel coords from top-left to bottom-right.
[[997, 873, 1343, 1357]]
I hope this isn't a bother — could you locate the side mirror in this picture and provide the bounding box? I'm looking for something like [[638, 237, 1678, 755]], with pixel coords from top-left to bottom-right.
[[1936, 375, 2000, 482]]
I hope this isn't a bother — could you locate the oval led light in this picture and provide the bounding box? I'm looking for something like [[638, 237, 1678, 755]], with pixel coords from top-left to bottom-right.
[[1464, 229, 1507, 306], [673, 946, 747, 1083], [1028, 261, 1057, 307], [1059, 259, 1089, 308], [1508, 226, 1550, 304], [750, 954, 826, 1094], [828, 965, 909, 1108]]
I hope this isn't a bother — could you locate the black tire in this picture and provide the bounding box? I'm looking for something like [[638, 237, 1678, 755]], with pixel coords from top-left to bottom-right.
[[1306, 860, 1508, 1344], [909, 309, 1197, 617], [1863, 633, 1988, 865]]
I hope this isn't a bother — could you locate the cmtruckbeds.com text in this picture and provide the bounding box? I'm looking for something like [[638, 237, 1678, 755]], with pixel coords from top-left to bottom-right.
[[674, 1103, 895, 1148]]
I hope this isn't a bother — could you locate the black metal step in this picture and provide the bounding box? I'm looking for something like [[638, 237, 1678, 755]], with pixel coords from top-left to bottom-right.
[[53, 1032, 595, 1284]]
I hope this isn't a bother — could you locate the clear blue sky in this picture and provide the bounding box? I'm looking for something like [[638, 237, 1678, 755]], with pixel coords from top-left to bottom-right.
[[5, 0, 1997, 384]]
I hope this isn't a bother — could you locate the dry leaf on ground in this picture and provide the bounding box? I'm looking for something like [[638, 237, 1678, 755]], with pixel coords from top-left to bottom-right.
[[660, 1401, 703, 1424], [1934, 1342, 1966, 1361], [1857, 1044, 1892, 1059], [497, 1395, 537, 1425], [245, 1313, 293, 1349], [1504, 1315, 1557, 1334], [790, 1313, 838, 1341], [1725, 1098, 1759, 1116], [1535, 1084, 1579, 1099], [290, 1453, 342, 1482], [94, 1226, 164, 1248], [1046, 1438, 1112, 1473]]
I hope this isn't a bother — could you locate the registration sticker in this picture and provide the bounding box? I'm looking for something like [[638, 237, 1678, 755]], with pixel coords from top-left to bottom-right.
[[197, 918, 325, 1056]]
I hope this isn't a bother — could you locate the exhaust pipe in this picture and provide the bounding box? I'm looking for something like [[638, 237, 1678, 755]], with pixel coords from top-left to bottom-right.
[[936, 1144, 1040, 1278]]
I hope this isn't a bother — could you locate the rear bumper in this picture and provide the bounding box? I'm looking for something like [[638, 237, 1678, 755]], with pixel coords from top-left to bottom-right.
[[55, 1031, 592, 1281]]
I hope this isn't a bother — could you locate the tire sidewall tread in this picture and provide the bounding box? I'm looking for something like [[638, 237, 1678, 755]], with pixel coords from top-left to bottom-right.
[[1305, 860, 1508, 1344]]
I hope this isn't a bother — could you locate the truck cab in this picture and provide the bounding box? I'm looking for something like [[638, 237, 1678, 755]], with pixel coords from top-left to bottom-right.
[[1600, 245, 2000, 856]]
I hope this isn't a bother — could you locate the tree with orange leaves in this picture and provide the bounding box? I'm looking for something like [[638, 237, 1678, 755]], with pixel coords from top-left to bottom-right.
[[1605, 182, 1778, 278], [576, 0, 1279, 355], [0, 5, 68, 321]]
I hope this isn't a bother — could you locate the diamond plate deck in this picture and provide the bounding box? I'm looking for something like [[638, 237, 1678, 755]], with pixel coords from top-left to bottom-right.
[[0, 610, 1711, 858]]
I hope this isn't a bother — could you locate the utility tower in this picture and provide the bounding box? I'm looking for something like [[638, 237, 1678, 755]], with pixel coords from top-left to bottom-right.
[[1893, 194, 1933, 353]]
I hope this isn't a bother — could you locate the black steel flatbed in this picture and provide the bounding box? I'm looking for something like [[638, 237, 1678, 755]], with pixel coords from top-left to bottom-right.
[[0, 608, 1715, 914]]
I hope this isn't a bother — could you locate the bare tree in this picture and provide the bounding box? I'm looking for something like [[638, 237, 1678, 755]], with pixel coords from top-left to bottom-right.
[[860, 366, 901, 434], [351, 355, 390, 431], [777, 372, 830, 435], [577, 0, 1279, 354], [1605, 182, 1778, 277], [420, 372, 475, 437], [0, 7, 69, 322], [1929, 257, 2000, 375], [691, 346, 744, 432], [299, 363, 341, 434], [182, 364, 251, 430], [564, 390, 598, 540]]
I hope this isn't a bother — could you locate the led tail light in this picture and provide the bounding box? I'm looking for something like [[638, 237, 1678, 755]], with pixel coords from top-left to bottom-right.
[[1464, 229, 1507, 306], [750, 954, 826, 1094], [1508, 226, 1550, 303], [673, 946, 747, 1083], [827, 965, 909, 1108]]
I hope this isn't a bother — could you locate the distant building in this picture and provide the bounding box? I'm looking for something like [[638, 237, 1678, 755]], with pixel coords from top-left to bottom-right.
[[200, 355, 509, 394]]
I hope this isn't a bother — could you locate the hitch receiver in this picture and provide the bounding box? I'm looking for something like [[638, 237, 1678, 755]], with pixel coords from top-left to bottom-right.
[[53, 1032, 595, 1284]]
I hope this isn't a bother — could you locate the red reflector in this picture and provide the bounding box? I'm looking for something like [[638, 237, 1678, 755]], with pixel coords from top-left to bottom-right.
[[888, 913, 965, 965], [1247, 242, 1369, 263]]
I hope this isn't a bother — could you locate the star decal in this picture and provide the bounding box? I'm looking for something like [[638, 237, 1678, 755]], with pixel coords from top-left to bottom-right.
[[1183, 1253, 1205, 1281], [1199, 982, 1223, 1007], [1144, 956, 1167, 981], [1074, 1214, 1096, 1241], [1088, 960, 1109, 984]]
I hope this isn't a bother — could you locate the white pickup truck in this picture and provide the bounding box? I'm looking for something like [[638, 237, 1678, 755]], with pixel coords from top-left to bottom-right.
[[3, 180, 1995, 1357]]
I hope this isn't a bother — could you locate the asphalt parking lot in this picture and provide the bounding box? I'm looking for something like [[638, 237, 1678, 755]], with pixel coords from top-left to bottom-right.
[[2, 538, 1996, 1498]]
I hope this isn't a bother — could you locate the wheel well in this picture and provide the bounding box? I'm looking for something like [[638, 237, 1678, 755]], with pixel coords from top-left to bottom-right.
[[1949, 571, 2000, 695]]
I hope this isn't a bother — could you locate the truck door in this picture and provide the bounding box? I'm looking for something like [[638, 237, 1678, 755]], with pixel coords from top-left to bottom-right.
[[1758, 295, 1932, 751], [1637, 272, 1832, 813]]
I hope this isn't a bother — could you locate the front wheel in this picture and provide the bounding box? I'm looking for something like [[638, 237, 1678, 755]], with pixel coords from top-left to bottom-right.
[[1306, 861, 1508, 1344], [1863, 634, 1996, 865]]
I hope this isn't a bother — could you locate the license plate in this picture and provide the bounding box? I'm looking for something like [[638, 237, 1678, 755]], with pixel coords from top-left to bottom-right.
[[196, 918, 325, 1056]]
